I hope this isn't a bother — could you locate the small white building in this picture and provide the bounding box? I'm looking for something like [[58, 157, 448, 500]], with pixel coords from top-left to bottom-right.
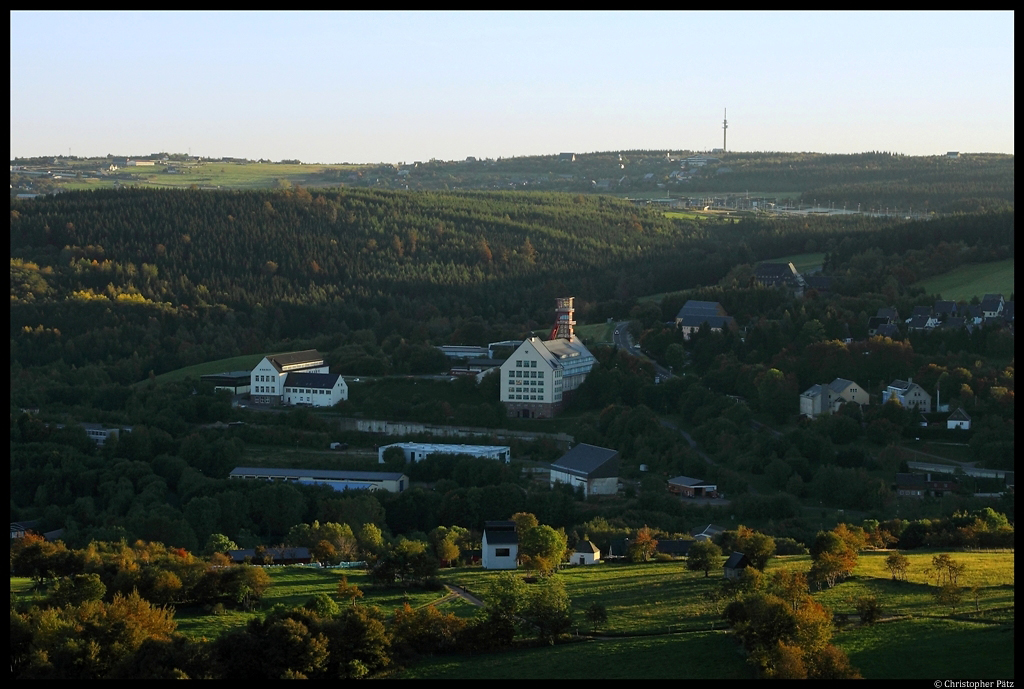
[[573, 540, 601, 565], [377, 442, 511, 464], [282, 372, 348, 407], [947, 408, 972, 430], [482, 521, 518, 570]]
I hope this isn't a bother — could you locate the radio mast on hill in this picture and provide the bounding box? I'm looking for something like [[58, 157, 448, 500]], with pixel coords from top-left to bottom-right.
[[723, 108, 728, 153]]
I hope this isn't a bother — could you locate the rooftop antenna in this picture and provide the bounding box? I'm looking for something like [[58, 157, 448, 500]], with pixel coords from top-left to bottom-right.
[[722, 108, 728, 153]]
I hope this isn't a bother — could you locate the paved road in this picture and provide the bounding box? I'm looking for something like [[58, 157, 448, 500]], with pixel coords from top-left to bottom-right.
[[614, 321, 672, 381]]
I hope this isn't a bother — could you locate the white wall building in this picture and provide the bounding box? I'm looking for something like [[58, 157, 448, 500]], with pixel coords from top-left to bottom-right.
[[573, 540, 601, 565], [250, 350, 335, 406], [500, 336, 594, 419], [378, 443, 511, 464], [229, 467, 408, 493], [481, 521, 519, 570], [282, 372, 348, 407]]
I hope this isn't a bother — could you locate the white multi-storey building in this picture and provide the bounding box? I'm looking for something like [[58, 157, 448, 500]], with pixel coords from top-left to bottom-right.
[[500, 297, 595, 419]]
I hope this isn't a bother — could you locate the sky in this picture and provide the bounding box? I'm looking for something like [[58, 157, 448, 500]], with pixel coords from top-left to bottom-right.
[[10, 11, 1015, 163]]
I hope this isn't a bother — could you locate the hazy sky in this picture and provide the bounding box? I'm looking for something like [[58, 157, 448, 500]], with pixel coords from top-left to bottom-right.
[[10, 11, 1014, 163]]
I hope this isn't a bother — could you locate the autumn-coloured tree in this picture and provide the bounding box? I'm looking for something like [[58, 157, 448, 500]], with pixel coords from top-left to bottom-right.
[[628, 526, 659, 563], [337, 575, 364, 606], [885, 551, 910, 581]]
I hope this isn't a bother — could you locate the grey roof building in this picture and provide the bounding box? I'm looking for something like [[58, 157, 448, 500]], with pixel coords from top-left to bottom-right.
[[550, 443, 620, 498]]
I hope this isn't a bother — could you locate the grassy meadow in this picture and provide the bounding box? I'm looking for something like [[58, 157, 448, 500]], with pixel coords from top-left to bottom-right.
[[399, 630, 753, 679], [912, 259, 1014, 302], [61, 162, 362, 192], [13, 548, 1013, 678]]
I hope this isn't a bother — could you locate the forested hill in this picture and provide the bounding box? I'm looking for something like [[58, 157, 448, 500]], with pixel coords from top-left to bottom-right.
[[9, 187, 1013, 383]]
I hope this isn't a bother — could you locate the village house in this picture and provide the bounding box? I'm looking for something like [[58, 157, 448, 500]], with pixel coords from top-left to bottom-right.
[[946, 407, 972, 430], [690, 524, 725, 541], [572, 540, 601, 565], [481, 521, 518, 570], [894, 472, 958, 498], [799, 378, 868, 418], [882, 378, 932, 412], [723, 551, 751, 580], [752, 262, 803, 290], [674, 300, 735, 340]]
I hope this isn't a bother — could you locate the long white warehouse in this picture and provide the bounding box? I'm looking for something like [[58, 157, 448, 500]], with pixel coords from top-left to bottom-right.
[[378, 442, 511, 464]]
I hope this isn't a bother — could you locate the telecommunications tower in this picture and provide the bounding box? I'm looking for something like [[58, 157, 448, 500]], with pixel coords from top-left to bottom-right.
[[723, 108, 728, 153]]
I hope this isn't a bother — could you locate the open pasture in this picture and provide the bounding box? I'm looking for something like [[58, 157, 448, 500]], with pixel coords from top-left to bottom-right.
[[399, 630, 752, 679], [911, 259, 1014, 302]]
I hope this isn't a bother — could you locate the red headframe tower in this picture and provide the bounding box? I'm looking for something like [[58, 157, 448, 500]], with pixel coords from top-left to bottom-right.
[[548, 297, 576, 341]]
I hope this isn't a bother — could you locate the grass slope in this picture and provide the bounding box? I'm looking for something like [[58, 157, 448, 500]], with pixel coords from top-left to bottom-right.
[[400, 631, 753, 679], [911, 259, 1014, 302]]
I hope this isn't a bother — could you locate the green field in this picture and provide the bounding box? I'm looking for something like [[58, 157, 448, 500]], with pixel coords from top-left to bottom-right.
[[171, 567, 458, 641], [61, 162, 363, 192], [13, 548, 1013, 678], [912, 259, 1014, 302], [145, 354, 270, 386], [767, 251, 827, 274], [400, 630, 753, 679], [574, 321, 614, 344]]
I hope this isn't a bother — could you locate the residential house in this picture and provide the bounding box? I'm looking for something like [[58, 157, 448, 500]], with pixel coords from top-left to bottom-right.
[[895, 472, 958, 498], [753, 262, 802, 290], [11, 520, 41, 540], [573, 540, 601, 565], [723, 551, 751, 580], [869, 306, 900, 336], [690, 524, 725, 541], [933, 300, 958, 318], [481, 521, 518, 570], [800, 378, 868, 418], [674, 300, 735, 340], [549, 443, 620, 498], [668, 476, 719, 498], [947, 408, 972, 430], [906, 314, 938, 331], [981, 294, 1004, 320], [882, 378, 932, 412]]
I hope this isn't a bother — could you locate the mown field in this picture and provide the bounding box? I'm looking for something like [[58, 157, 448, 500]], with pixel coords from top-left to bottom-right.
[[911, 259, 1014, 302], [13, 549, 1013, 678], [399, 630, 753, 679], [60, 162, 362, 192]]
